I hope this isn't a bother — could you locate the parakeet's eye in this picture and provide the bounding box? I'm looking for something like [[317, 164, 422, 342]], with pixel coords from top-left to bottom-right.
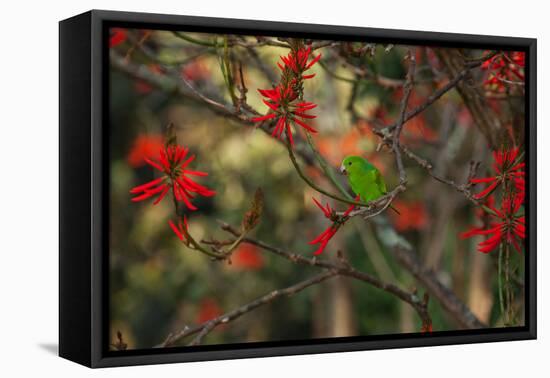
[[348, 162, 352, 166]]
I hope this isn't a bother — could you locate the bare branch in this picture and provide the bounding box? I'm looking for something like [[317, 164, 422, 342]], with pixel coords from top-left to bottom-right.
[[159, 271, 337, 347], [392, 49, 417, 184]]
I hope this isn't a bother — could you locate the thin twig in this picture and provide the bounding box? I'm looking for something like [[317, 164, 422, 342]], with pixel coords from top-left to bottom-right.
[[286, 141, 368, 207], [172, 31, 289, 48], [372, 127, 481, 206], [391, 49, 417, 184]]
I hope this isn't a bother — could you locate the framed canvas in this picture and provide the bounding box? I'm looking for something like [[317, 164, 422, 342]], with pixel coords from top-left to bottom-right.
[[59, 10, 537, 368]]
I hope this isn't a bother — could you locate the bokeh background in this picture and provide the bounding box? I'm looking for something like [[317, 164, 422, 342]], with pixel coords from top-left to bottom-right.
[[109, 29, 525, 350]]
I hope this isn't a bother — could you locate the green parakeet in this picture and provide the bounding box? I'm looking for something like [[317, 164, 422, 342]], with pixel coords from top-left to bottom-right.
[[340, 156, 399, 214]]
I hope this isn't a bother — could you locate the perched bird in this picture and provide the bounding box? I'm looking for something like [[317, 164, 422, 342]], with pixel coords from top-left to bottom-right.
[[340, 155, 399, 214]]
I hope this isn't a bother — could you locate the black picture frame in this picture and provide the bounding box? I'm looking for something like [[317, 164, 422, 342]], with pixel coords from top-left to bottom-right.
[[59, 9, 537, 368]]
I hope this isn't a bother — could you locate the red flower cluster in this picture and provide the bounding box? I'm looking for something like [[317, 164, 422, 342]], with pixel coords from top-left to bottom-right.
[[252, 45, 321, 147], [277, 46, 321, 79], [252, 87, 317, 146], [462, 147, 525, 254], [109, 28, 127, 48], [130, 144, 215, 210], [309, 197, 355, 256], [482, 52, 525, 92], [471, 147, 525, 203], [461, 196, 525, 253]]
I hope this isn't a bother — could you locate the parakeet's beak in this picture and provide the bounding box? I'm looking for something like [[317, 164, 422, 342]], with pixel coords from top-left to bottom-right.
[[340, 164, 347, 175]]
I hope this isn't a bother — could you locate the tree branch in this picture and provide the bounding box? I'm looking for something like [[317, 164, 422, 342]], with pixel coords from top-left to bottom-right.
[[159, 271, 337, 347], [217, 222, 432, 332]]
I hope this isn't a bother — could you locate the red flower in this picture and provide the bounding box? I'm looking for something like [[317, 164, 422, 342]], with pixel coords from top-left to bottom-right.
[[130, 144, 215, 209], [309, 197, 355, 255], [277, 46, 321, 80], [482, 52, 525, 92], [168, 217, 189, 243], [461, 196, 525, 254], [312, 197, 334, 219], [109, 28, 127, 48], [232, 244, 264, 270], [252, 45, 321, 147], [251, 85, 318, 146], [127, 134, 165, 167], [196, 298, 222, 324], [309, 225, 339, 256], [471, 147, 525, 200]]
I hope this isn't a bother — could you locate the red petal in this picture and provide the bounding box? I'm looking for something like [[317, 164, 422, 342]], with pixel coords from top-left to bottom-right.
[[169, 220, 184, 241], [343, 204, 355, 216], [509, 162, 525, 172], [470, 177, 496, 184], [130, 177, 165, 193], [293, 118, 318, 133], [296, 102, 317, 110], [272, 117, 285, 138], [306, 53, 321, 69], [153, 185, 170, 205], [144, 158, 165, 172], [263, 99, 280, 111], [258, 88, 278, 100], [309, 227, 333, 245], [251, 113, 276, 122], [294, 111, 316, 119], [286, 122, 294, 147], [460, 226, 485, 239], [180, 192, 198, 211], [473, 180, 499, 199], [184, 170, 208, 177], [131, 192, 154, 202], [180, 154, 196, 169]]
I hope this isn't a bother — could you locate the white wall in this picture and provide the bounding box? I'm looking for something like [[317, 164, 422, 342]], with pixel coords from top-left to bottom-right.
[[1, 0, 546, 375]]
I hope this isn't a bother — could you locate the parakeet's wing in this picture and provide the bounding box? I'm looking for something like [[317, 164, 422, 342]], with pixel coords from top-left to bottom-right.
[[351, 169, 382, 202], [373, 168, 387, 194]]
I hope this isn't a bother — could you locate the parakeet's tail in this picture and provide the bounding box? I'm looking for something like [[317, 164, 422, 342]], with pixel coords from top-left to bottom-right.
[[390, 204, 400, 215]]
